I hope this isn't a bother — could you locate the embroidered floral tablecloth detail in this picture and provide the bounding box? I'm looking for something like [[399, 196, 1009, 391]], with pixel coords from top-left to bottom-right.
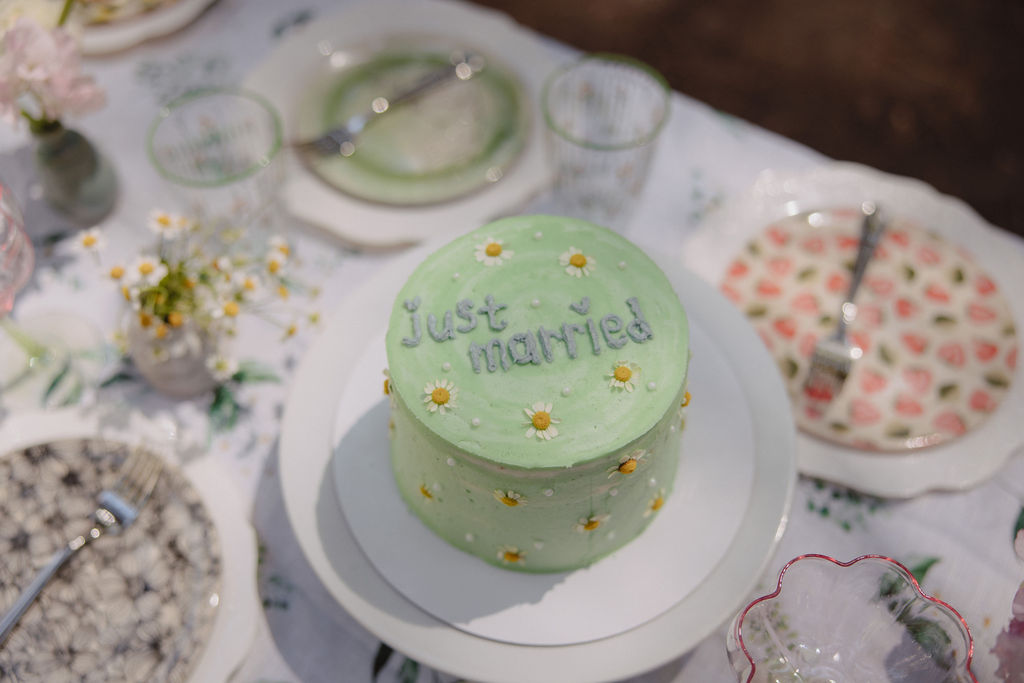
[[0, 439, 220, 683], [721, 207, 1018, 451]]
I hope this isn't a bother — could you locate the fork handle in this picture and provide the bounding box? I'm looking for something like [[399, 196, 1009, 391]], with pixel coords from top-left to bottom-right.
[[0, 531, 96, 644]]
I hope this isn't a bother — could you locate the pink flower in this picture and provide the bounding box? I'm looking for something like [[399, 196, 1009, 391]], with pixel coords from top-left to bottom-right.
[[0, 17, 104, 127]]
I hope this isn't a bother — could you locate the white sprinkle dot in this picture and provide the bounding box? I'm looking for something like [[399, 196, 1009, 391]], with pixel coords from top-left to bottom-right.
[[561, 386, 572, 397], [531, 298, 541, 308], [452, 272, 460, 280], [446, 457, 455, 467], [534, 541, 544, 550], [471, 417, 481, 427], [647, 381, 657, 391], [465, 533, 474, 542], [618, 261, 627, 270], [432, 483, 441, 492], [533, 231, 543, 240], [649, 478, 657, 487], [442, 362, 452, 372], [609, 488, 618, 497], [543, 488, 554, 497]]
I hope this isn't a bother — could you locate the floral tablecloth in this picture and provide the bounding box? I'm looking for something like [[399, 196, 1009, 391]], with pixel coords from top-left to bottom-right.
[[1, 0, 1022, 681]]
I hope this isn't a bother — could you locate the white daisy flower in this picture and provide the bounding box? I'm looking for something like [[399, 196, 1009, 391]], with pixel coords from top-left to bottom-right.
[[523, 401, 560, 440], [268, 235, 291, 258], [126, 255, 168, 288], [644, 489, 667, 517], [423, 379, 458, 414], [607, 360, 640, 392], [493, 490, 527, 507], [474, 237, 514, 266], [559, 246, 596, 277], [497, 545, 525, 564], [205, 354, 238, 382], [607, 449, 648, 478], [72, 228, 104, 254], [266, 251, 287, 277], [232, 271, 263, 299], [574, 513, 610, 533], [147, 209, 186, 239]]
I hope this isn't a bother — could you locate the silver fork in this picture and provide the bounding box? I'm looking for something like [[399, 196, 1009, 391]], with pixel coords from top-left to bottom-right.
[[0, 447, 163, 644], [293, 50, 486, 157], [802, 201, 887, 404]]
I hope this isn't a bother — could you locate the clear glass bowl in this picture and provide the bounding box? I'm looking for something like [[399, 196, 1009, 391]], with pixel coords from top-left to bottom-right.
[[727, 554, 977, 683]]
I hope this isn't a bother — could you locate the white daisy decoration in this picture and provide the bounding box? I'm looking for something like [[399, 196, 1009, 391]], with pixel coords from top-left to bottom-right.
[[268, 235, 291, 258], [232, 272, 263, 299], [205, 354, 239, 382], [423, 379, 458, 414], [644, 489, 667, 518], [607, 360, 640, 392], [574, 513, 610, 533], [147, 209, 186, 239], [523, 401, 561, 440], [474, 237, 514, 266], [72, 228, 104, 254], [493, 490, 527, 507], [266, 251, 287, 276], [127, 255, 168, 288], [497, 545, 525, 564], [559, 246, 596, 277], [607, 449, 648, 478]]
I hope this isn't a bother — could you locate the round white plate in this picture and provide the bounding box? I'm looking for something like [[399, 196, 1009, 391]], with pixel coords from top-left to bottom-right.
[[0, 407, 259, 683], [279, 241, 796, 682], [81, 0, 217, 55], [243, 0, 556, 249], [686, 162, 1024, 497]]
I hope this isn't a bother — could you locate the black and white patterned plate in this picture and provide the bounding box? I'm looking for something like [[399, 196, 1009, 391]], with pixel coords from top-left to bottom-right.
[[0, 439, 221, 682]]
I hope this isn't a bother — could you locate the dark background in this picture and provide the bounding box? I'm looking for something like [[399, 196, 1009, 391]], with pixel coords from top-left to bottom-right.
[[471, 0, 1024, 239]]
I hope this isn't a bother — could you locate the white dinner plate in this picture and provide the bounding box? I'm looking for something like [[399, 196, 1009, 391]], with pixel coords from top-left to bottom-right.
[[81, 0, 217, 55], [0, 408, 259, 683], [686, 162, 1024, 497], [279, 239, 796, 682], [243, 0, 556, 248]]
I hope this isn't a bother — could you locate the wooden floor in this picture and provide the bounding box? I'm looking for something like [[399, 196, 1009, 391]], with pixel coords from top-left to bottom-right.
[[470, 0, 1024, 239]]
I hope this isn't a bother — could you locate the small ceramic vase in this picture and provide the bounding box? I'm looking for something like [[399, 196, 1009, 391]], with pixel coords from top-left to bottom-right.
[[33, 123, 118, 225], [127, 318, 217, 399]]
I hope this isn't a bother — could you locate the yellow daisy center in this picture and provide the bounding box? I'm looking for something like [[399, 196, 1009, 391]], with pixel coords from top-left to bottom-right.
[[419, 485, 433, 499], [500, 495, 519, 507], [569, 253, 587, 268], [583, 519, 601, 531], [223, 301, 240, 317], [155, 324, 168, 339], [157, 214, 172, 227], [121, 285, 131, 301], [431, 387, 450, 405], [531, 411, 551, 430], [268, 260, 281, 274], [618, 459, 637, 474], [614, 366, 632, 382], [243, 278, 256, 291], [168, 311, 184, 327], [503, 550, 522, 563], [138, 262, 155, 276], [109, 266, 124, 279], [138, 312, 152, 328], [485, 242, 502, 257], [81, 234, 97, 247], [651, 496, 664, 511], [278, 285, 289, 299], [277, 244, 290, 256]]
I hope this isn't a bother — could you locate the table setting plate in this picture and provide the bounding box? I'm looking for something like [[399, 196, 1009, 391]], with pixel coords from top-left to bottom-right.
[[279, 240, 796, 681], [79, 0, 218, 55], [0, 409, 259, 683], [686, 162, 1024, 497], [243, 0, 556, 248]]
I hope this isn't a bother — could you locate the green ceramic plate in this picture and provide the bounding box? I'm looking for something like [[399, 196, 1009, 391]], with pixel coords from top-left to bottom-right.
[[296, 48, 529, 206]]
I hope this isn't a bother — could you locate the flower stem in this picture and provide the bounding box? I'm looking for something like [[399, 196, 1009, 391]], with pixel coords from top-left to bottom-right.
[[57, 0, 76, 27], [20, 110, 61, 136], [0, 317, 50, 362]]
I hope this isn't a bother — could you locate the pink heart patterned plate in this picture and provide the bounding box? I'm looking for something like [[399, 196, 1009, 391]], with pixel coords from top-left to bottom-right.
[[721, 207, 1017, 452]]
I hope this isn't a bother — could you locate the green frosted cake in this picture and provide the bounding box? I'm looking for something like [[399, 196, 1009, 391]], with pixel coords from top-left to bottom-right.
[[385, 215, 690, 573]]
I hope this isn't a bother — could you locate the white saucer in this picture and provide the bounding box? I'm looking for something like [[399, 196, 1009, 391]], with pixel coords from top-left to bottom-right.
[[279, 240, 796, 681], [243, 0, 556, 248], [0, 407, 259, 683], [81, 0, 217, 55], [687, 162, 1024, 497]]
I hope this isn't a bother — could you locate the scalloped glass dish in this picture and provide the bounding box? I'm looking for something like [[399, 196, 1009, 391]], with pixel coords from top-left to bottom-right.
[[728, 554, 977, 683], [294, 41, 529, 206]]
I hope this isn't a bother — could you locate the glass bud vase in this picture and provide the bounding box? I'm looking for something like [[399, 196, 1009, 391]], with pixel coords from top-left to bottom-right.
[[127, 318, 218, 399], [33, 123, 118, 225]]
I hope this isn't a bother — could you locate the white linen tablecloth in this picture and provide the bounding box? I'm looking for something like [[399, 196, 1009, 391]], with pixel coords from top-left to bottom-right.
[[1, 0, 1022, 681]]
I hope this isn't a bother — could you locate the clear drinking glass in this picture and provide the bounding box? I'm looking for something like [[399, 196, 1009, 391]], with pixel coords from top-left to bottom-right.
[[541, 53, 670, 232], [147, 88, 284, 241], [0, 183, 34, 316]]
